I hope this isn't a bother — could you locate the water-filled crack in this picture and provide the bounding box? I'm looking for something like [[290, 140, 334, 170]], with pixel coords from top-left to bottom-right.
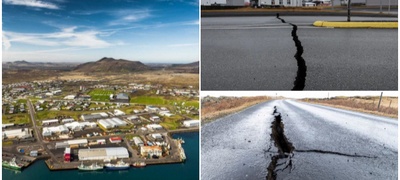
[[276, 14, 307, 90]]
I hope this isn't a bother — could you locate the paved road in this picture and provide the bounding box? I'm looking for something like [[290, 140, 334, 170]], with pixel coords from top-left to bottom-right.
[[201, 100, 397, 179], [201, 16, 398, 90]]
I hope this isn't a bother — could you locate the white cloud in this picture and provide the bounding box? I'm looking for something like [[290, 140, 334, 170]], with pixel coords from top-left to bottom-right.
[[3, 27, 113, 50], [3, 0, 60, 9], [109, 9, 152, 25]]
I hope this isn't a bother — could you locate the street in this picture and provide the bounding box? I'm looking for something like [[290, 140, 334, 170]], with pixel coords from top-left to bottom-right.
[[201, 100, 397, 179], [201, 16, 398, 90]]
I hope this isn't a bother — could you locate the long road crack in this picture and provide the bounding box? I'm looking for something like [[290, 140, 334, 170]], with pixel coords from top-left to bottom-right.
[[276, 14, 307, 90], [295, 149, 377, 158], [267, 106, 294, 180]]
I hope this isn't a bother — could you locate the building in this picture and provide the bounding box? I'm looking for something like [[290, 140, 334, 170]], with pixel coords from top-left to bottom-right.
[[183, 120, 200, 127], [146, 124, 163, 130], [2, 123, 15, 129], [3, 128, 32, 139], [42, 125, 69, 136], [61, 118, 75, 123], [81, 114, 103, 121], [113, 109, 126, 116], [151, 133, 163, 140], [114, 93, 130, 103], [30, 150, 38, 157], [78, 147, 129, 160], [42, 119, 59, 126], [145, 106, 160, 113], [97, 118, 127, 129], [64, 121, 97, 131], [55, 139, 88, 149], [109, 136, 122, 143], [140, 146, 162, 157], [64, 95, 76, 100], [133, 137, 144, 147], [150, 116, 161, 122], [127, 115, 139, 121]]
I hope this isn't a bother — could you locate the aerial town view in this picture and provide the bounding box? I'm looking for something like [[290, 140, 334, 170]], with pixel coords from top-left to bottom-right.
[[2, 0, 199, 179]]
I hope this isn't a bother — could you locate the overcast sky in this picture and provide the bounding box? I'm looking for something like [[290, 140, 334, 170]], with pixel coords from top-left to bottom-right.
[[201, 91, 398, 99], [2, 0, 199, 63]]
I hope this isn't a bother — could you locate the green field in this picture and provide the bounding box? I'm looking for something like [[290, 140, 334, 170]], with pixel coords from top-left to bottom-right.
[[89, 89, 114, 101], [131, 96, 199, 109], [160, 115, 184, 130], [130, 96, 168, 105], [2, 114, 30, 124]]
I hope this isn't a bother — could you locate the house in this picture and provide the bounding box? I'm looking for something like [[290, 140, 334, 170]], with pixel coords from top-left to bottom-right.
[[109, 137, 122, 143]]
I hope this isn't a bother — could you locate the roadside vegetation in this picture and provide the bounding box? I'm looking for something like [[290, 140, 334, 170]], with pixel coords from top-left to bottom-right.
[[88, 89, 114, 101], [2, 114, 30, 124], [201, 96, 271, 124], [304, 96, 398, 118]]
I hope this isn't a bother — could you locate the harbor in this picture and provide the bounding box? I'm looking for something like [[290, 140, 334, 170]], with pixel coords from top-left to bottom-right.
[[3, 132, 199, 180]]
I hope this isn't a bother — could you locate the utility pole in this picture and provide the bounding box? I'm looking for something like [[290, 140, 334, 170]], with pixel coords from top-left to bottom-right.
[[380, 0, 382, 13], [377, 92, 383, 111], [347, 0, 351, 22], [331, 0, 334, 10], [388, 0, 391, 14]]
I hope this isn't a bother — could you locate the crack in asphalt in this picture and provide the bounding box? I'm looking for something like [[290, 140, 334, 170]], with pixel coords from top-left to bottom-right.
[[267, 106, 294, 180], [276, 14, 307, 90], [295, 149, 378, 158]]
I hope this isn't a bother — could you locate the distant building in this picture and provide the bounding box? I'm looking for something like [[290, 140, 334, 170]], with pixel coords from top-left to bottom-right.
[[81, 114, 103, 121], [97, 118, 127, 129], [150, 116, 161, 122], [78, 147, 129, 160], [140, 146, 162, 157], [113, 93, 130, 103], [183, 120, 199, 127], [3, 128, 32, 139], [133, 137, 144, 147], [109, 136, 122, 143]]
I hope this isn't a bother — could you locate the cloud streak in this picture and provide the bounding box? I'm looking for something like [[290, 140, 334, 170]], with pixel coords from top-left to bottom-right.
[[3, 0, 60, 9], [3, 27, 114, 50]]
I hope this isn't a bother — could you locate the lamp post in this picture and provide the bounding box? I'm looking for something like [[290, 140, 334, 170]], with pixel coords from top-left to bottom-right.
[[347, 0, 351, 22]]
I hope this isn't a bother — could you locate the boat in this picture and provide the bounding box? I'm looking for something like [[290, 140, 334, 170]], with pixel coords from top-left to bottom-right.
[[77, 162, 103, 171], [2, 158, 23, 170], [132, 161, 146, 168], [104, 159, 130, 170], [177, 138, 185, 144]]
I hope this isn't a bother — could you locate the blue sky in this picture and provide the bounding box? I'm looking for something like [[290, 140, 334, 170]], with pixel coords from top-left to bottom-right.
[[2, 0, 199, 63]]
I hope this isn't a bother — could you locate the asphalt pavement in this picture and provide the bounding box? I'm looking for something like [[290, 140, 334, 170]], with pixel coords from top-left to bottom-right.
[[201, 100, 398, 179], [201, 16, 398, 90]]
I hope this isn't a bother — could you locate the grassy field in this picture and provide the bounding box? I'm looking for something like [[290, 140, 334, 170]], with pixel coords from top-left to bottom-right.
[[88, 89, 114, 101], [2, 114, 30, 124], [131, 96, 167, 105], [202, 96, 272, 124], [305, 96, 398, 118], [2, 140, 13, 146], [160, 115, 184, 130]]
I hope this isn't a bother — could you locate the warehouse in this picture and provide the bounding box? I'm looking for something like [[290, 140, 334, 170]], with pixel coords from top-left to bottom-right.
[[61, 118, 75, 123], [97, 118, 127, 129], [81, 114, 103, 121], [42, 125, 69, 136], [42, 119, 59, 126], [183, 120, 200, 127], [140, 146, 162, 157], [64, 121, 97, 131], [3, 128, 32, 139], [146, 124, 163, 130], [133, 137, 144, 146], [78, 147, 129, 160]]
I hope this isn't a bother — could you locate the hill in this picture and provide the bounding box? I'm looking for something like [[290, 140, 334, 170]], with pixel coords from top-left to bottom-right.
[[167, 61, 199, 73], [74, 57, 150, 73]]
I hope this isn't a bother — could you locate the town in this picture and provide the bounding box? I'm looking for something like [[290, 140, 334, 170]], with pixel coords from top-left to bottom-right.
[[2, 78, 199, 171]]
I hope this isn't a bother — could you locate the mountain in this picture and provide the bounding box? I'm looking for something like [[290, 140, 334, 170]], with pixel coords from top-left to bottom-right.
[[167, 61, 199, 73], [74, 57, 150, 73]]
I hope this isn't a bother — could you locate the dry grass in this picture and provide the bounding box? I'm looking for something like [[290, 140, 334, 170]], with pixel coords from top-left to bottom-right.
[[3, 70, 198, 88], [304, 96, 398, 119], [201, 96, 271, 124]]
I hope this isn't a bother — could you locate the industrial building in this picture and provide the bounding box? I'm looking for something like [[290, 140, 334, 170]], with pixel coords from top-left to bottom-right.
[[146, 124, 163, 130], [113, 93, 130, 103], [183, 120, 200, 127], [140, 146, 162, 157], [55, 139, 88, 149], [109, 136, 122, 143], [42, 119, 59, 126], [42, 125, 69, 136], [150, 116, 161, 122], [133, 137, 144, 146], [61, 118, 75, 123], [64, 121, 97, 131], [3, 128, 33, 139], [78, 147, 129, 160], [97, 118, 127, 129], [113, 109, 125, 116], [80, 114, 103, 121]]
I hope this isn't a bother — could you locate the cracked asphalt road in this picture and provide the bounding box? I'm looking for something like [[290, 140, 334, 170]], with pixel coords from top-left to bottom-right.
[[201, 16, 397, 90], [201, 100, 397, 180]]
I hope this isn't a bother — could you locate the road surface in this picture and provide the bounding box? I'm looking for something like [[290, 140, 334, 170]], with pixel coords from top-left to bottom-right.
[[201, 100, 397, 179], [201, 16, 398, 90]]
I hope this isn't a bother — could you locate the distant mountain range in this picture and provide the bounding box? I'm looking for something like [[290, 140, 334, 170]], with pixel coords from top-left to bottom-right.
[[73, 57, 150, 73], [3, 58, 199, 73]]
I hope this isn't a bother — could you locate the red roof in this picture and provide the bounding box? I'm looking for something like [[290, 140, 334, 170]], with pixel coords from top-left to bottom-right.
[[110, 137, 122, 141]]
